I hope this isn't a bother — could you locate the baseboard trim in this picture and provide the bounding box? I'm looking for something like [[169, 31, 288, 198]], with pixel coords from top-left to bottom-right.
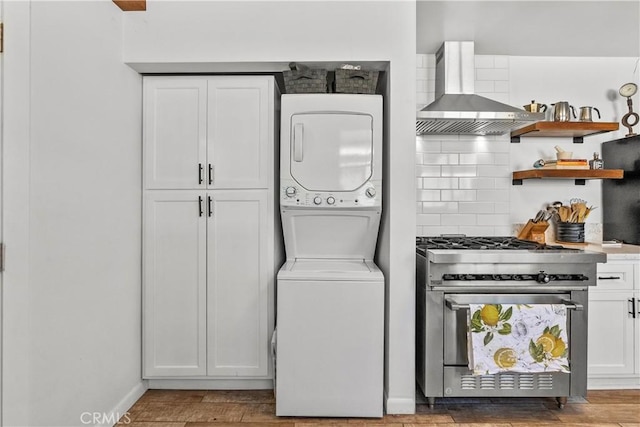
[[147, 378, 274, 390], [98, 380, 147, 427], [384, 393, 415, 414]]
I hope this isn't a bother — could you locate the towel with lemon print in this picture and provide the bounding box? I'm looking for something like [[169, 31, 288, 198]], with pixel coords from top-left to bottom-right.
[[467, 304, 570, 375]]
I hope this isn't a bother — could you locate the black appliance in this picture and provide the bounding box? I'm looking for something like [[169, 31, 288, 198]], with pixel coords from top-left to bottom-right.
[[602, 135, 640, 245]]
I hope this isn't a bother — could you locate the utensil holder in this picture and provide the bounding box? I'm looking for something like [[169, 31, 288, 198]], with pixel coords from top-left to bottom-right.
[[556, 222, 585, 243], [517, 220, 548, 243]]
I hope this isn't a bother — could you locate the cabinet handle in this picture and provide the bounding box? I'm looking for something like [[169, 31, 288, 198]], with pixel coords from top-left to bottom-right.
[[598, 276, 622, 280], [629, 298, 637, 319], [208, 164, 213, 185], [198, 196, 203, 217], [198, 163, 204, 185], [208, 196, 213, 217]]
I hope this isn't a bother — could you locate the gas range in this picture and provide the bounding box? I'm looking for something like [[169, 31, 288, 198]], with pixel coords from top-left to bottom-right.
[[415, 235, 607, 407]]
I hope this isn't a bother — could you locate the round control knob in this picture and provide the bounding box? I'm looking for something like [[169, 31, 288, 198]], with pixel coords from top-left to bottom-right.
[[537, 271, 551, 284], [313, 196, 322, 205], [326, 196, 335, 205], [285, 186, 297, 197], [365, 187, 376, 198]]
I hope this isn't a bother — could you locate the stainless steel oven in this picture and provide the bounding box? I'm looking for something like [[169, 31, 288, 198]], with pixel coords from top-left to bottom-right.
[[416, 236, 606, 408]]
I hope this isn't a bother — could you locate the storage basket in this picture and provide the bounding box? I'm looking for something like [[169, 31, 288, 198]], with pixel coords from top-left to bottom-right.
[[334, 69, 379, 94], [283, 69, 328, 94]]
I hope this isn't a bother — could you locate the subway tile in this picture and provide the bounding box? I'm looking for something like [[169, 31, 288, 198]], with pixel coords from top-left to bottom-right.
[[417, 213, 441, 226], [421, 201, 459, 214], [475, 80, 494, 93], [415, 152, 424, 165], [489, 92, 510, 104], [475, 55, 495, 68], [416, 95, 429, 106], [477, 189, 508, 202], [459, 226, 496, 236], [442, 139, 497, 153], [494, 153, 510, 165], [459, 177, 495, 189], [476, 68, 509, 81], [416, 67, 429, 79], [422, 153, 459, 165], [416, 139, 442, 153], [416, 79, 428, 93], [459, 153, 496, 165], [416, 54, 427, 68], [494, 80, 509, 93], [458, 202, 495, 214], [416, 189, 440, 201], [494, 225, 513, 235], [416, 165, 441, 177], [442, 214, 476, 226], [494, 202, 510, 213], [421, 225, 460, 236], [495, 177, 511, 188], [424, 54, 436, 67], [441, 165, 477, 177], [441, 189, 476, 201], [423, 177, 459, 189], [494, 55, 509, 68], [477, 213, 511, 226], [477, 165, 511, 177]]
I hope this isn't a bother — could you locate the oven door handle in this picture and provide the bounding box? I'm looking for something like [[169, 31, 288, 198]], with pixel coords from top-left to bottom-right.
[[444, 298, 584, 311]]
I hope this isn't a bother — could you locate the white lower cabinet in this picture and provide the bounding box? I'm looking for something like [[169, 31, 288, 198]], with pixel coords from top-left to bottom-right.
[[143, 190, 276, 380], [588, 261, 640, 388]]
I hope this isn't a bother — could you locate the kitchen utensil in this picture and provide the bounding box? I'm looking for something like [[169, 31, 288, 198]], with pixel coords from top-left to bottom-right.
[[523, 100, 547, 113], [555, 146, 573, 160], [551, 102, 577, 122], [579, 106, 600, 122]]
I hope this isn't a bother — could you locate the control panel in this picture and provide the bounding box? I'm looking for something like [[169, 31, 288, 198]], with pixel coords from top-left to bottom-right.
[[280, 183, 381, 208]]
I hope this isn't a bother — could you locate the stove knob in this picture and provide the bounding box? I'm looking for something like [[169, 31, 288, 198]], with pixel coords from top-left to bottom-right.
[[327, 196, 336, 205], [313, 196, 322, 205], [537, 271, 551, 284], [285, 186, 297, 197], [365, 187, 376, 198]]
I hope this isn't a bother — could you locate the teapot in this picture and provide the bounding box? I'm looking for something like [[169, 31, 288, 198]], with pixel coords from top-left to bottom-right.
[[523, 100, 547, 113], [551, 102, 576, 122], [579, 106, 601, 122]]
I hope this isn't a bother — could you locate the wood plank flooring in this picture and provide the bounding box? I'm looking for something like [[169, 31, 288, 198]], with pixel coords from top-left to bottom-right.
[[119, 389, 640, 426]]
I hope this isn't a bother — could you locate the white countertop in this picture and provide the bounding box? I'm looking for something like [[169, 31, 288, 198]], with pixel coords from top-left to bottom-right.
[[552, 241, 640, 260]]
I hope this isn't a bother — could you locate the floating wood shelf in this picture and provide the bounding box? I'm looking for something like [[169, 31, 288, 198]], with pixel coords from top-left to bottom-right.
[[512, 169, 624, 185], [511, 121, 620, 143]]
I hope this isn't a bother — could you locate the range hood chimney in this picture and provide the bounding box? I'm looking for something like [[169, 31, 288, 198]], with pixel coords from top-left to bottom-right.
[[416, 41, 544, 135]]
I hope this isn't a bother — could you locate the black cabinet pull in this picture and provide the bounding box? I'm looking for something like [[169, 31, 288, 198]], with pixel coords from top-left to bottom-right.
[[598, 276, 622, 280], [198, 196, 203, 217], [208, 196, 213, 217], [198, 163, 204, 185], [208, 164, 213, 185], [629, 298, 636, 319]]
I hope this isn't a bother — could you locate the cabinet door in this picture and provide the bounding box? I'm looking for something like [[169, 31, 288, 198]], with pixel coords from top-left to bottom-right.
[[144, 77, 207, 189], [207, 77, 271, 189], [144, 191, 207, 377], [206, 190, 271, 376], [588, 290, 636, 376]]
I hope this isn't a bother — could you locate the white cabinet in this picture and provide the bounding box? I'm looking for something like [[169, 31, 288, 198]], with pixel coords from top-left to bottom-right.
[[143, 75, 281, 383], [588, 261, 640, 389], [144, 76, 272, 190]]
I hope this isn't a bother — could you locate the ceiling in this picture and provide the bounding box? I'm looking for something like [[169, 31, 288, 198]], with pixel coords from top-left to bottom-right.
[[417, 1, 640, 57]]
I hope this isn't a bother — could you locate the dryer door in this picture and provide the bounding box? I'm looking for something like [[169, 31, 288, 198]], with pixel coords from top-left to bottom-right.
[[289, 113, 373, 192]]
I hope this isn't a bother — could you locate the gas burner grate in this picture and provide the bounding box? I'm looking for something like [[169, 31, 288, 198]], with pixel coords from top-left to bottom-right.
[[416, 236, 577, 252]]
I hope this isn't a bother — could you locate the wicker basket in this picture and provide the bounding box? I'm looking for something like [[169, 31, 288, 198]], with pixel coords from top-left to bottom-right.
[[334, 69, 379, 94], [283, 69, 328, 94]]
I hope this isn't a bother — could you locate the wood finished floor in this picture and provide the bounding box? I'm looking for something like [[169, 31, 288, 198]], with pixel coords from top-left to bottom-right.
[[119, 389, 640, 426]]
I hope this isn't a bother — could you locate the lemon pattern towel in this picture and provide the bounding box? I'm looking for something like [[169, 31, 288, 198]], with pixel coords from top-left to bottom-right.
[[467, 304, 570, 375]]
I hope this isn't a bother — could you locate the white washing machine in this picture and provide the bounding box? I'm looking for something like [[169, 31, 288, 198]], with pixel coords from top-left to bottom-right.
[[276, 94, 384, 417]]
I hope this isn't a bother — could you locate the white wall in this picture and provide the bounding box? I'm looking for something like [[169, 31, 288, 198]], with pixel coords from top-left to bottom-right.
[[123, 0, 417, 414], [416, 53, 639, 240], [3, 1, 144, 425]]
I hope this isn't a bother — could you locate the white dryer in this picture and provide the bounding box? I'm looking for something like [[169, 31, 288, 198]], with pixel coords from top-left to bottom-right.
[[276, 94, 384, 417]]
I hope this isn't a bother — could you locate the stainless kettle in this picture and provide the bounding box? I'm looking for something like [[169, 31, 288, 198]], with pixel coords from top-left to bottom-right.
[[523, 100, 547, 113], [551, 102, 576, 122], [579, 106, 600, 122]]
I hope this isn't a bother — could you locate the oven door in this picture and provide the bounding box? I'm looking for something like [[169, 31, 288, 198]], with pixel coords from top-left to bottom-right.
[[443, 293, 574, 366]]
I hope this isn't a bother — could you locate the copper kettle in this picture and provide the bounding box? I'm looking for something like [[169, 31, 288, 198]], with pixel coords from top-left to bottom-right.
[[523, 100, 547, 113]]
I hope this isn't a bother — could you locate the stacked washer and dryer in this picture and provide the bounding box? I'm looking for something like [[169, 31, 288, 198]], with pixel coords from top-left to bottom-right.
[[275, 94, 385, 417]]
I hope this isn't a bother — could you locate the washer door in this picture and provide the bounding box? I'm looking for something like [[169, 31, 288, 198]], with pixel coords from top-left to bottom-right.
[[289, 112, 373, 192]]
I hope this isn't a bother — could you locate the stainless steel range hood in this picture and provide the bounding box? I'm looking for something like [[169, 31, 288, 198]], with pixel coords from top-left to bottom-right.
[[416, 41, 544, 135]]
